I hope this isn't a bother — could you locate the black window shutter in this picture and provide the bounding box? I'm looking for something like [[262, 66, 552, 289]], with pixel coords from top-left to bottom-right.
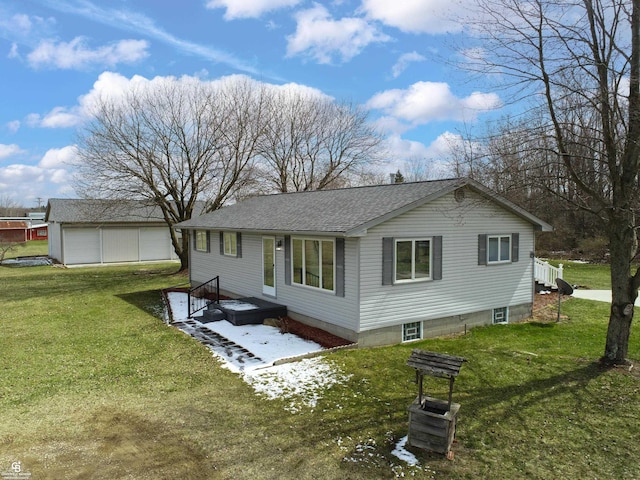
[[432, 236, 443, 280], [335, 238, 345, 297], [206, 231, 210, 253], [382, 237, 394, 285], [236, 232, 242, 258], [478, 234, 487, 265], [511, 233, 519, 262], [219, 231, 224, 255], [284, 235, 291, 285], [193, 231, 197, 251]]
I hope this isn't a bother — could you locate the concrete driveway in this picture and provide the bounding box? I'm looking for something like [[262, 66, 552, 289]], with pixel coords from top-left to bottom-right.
[[572, 289, 640, 306]]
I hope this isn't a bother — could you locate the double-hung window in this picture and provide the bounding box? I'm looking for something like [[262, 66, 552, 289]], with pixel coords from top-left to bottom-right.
[[195, 230, 209, 252], [292, 237, 335, 292], [488, 235, 511, 263], [223, 232, 238, 256], [382, 236, 442, 285], [395, 238, 432, 282], [478, 233, 519, 265]]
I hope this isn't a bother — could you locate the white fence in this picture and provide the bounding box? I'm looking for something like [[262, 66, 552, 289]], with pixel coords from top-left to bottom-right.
[[534, 258, 563, 287]]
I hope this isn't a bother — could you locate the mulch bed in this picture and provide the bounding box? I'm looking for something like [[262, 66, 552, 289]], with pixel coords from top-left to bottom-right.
[[282, 317, 354, 349]]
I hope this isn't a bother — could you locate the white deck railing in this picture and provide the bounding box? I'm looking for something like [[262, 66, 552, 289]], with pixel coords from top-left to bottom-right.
[[534, 258, 563, 287]]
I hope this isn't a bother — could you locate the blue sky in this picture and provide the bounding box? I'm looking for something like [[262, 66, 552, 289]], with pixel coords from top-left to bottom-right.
[[0, 0, 503, 207]]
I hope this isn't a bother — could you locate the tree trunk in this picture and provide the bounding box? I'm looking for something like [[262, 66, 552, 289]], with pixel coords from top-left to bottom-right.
[[177, 234, 190, 273], [604, 215, 637, 365]]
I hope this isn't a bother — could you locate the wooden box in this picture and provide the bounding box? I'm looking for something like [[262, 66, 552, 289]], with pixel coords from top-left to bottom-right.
[[408, 396, 460, 454]]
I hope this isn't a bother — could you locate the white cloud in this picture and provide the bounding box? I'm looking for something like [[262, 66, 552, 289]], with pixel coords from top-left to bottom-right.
[[0, 13, 31, 37], [381, 131, 476, 179], [27, 37, 149, 70], [0, 163, 72, 204], [367, 81, 502, 127], [287, 4, 390, 64], [0, 144, 24, 159], [34, 0, 261, 76], [39, 146, 78, 169], [40, 107, 82, 128], [0, 12, 56, 43], [26, 71, 144, 129], [6, 121, 20, 133], [206, 0, 302, 19], [361, 0, 465, 34], [391, 51, 426, 78], [8, 42, 19, 59]]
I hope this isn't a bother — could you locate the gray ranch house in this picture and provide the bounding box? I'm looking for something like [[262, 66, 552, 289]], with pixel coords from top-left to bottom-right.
[[176, 178, 553, 347], [46, 199, 185, 266]]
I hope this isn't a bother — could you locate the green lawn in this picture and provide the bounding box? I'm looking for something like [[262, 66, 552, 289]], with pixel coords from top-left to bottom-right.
[[2, 239, 49, 259], [0, 262, 638, 479], [552, 260, 612, 289]]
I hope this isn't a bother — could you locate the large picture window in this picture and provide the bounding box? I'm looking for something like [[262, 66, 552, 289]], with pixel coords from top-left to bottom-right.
[[395, 238, 431, 282], [195, 230, 209, 252], [292, 237, 335, 291]]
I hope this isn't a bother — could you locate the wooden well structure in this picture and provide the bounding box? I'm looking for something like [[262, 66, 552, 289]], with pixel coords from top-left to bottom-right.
[[406, 349, 466, 454]]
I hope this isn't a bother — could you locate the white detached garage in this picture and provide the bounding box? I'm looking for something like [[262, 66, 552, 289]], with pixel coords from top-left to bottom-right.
[[45, 199, 180, 265]]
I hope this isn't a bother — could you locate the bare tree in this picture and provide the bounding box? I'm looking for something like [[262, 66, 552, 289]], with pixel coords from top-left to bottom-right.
[[258, 90, 384, 192], [465, 0, 639, 364], [0, 194, 23, 217], [75, 76, 264, 271]]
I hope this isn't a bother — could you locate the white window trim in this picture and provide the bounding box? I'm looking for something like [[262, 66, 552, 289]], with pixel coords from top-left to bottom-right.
[[493, 307, 509, 324], [291, 236, 336, 293], [487, 234, 511, 264], [402, 321, 423, 342], [223, 231, 237, 257], [394, 237, 433, 284]]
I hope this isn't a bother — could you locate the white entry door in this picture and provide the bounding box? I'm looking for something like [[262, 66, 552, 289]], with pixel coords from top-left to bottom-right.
[[262, 236, 276, 296]]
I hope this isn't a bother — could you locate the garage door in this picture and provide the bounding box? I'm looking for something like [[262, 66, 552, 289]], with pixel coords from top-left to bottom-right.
[[63, 228, 101, 265], [140, 227, 173, 261], [102, 228, 140, 263]]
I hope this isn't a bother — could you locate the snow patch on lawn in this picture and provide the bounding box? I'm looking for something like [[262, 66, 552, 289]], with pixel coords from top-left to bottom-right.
[[166, 292, 349, 410], [243, 357, 352, 413], [166, 291, 420, 468]]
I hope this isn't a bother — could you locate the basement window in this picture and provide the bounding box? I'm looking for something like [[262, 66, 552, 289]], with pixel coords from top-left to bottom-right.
[[403, 322, 422, 342], [493, 307, 508, 324]]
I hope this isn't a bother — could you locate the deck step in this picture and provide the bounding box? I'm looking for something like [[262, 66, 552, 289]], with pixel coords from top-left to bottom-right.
[[201, 307, 227, 322], [171, 319, 265, 369]]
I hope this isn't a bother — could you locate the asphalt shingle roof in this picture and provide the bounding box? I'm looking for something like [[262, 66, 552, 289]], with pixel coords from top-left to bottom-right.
[[176, 177, 552, 236], [45, 199, 205, 223]]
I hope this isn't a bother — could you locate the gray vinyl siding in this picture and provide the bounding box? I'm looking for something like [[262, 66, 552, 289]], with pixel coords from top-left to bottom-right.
[[277, 237, 359, 333], [189, 231, 360, 333], [359, 191, 535, 332], [190, 231, 261, 296]]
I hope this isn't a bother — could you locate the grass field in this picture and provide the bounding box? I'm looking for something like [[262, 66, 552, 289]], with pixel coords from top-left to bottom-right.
[[0, 261, 638, 479], [2, 240, 48, 260]]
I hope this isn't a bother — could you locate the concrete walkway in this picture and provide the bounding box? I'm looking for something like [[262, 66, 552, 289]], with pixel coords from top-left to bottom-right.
[[571, 289, 640, 306]]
